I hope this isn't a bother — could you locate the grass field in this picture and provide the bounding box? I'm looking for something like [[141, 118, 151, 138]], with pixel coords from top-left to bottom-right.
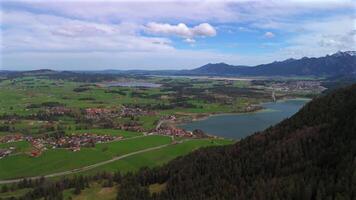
[[0, 141, 31, 153], [0, 135, 171, 179], [81, 138, 234, 175], [60, 139, 233, 200]]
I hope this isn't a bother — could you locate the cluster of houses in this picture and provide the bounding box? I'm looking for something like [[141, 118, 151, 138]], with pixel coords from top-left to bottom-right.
[[28, 133, 122, 157], [0, 147, 15, 159], [85, 106, 155, 120], [120, 106, 156, 117], [83, 106, 157, 131], [0, 134, 24, 159], [85, 108, 115, 119], [152, 115, 204, 138], [44, 106, 157, 121], [151, 115, 211, 138], [46, 106, 72, 115], [271, 81, 326, 93], [0, 134, 24, 143], [154, 126, 194, 138], [0, 133, 122, 158], [160, 115, 177, 121]]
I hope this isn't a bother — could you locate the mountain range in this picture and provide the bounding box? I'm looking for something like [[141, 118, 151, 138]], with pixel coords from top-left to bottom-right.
[[84, 51, 356, 77], [1, 51, 355, 78], [181, 51, 356, 77]]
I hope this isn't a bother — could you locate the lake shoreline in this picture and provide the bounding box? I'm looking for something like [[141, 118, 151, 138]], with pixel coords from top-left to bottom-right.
[[175, 97, 311, 139], [176, 97, 311, 124]]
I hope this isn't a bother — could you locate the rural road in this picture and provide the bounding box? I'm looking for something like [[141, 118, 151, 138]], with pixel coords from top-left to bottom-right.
[[0, 141, 179, 184]]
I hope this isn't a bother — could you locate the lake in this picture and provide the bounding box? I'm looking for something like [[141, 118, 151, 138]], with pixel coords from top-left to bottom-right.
[[105, 82, 161, 88], [179, 99, 310, 139]]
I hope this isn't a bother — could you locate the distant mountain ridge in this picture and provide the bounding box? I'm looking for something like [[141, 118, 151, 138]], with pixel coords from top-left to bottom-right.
[[1, 51, 355, 77], [186, 51, 356, 77], [97, 51, 356, 77]]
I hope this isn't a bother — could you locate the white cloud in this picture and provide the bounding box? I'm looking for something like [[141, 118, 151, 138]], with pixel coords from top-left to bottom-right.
[[5, 0, 353, 24], [264, 32, 275, 38], [192, 23, 217, 37], [4, 0, 237, 23], [277, 15, 356, 58], [145, 22, 216, 42], [184, 38, 196, 43]]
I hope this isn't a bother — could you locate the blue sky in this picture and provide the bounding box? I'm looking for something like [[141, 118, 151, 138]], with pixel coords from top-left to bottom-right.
[[1, 0, 355, 70]]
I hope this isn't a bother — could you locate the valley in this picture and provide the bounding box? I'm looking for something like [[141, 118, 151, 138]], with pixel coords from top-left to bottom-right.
[[0, 56, 354, 199], [1, 1, 355, 199], [0, 71, 322, 183]]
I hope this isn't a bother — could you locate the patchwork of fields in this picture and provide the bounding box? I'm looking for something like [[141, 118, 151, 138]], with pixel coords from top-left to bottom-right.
[[0, 72, 314, 183], [0, 71, 324, 200], [0, 73, 250, 182]]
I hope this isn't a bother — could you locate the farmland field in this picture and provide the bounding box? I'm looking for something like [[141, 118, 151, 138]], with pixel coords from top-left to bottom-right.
[[81, 138, 234, 175]]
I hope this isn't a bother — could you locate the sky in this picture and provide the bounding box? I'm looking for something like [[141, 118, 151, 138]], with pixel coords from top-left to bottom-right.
[[0, 0, 355, 70]]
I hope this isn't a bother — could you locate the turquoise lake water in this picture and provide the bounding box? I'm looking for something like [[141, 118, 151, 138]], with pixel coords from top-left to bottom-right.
[[179, 99, 309, 139]]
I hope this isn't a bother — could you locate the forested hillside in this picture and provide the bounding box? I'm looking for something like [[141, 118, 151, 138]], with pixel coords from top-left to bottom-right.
[[117, 84, 356, 200]]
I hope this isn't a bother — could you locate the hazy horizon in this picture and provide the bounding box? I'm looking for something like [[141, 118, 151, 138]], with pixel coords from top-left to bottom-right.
[[1, 50, 355, 72]]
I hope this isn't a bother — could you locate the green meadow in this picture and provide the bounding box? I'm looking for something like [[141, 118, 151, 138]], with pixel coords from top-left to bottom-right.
[[81, 138, 234, 175], [0, 135, 171, 179]]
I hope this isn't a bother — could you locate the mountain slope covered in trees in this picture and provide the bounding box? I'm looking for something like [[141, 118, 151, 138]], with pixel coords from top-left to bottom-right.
[[117, 84, 356, 200]]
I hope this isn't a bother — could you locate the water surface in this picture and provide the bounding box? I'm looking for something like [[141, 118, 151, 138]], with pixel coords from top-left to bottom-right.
[[179, 99, 309, 139], [106, 82, 161, 88]]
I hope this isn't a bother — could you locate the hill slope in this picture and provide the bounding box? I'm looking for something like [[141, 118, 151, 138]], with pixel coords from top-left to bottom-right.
[[117, 84, 356, 199]]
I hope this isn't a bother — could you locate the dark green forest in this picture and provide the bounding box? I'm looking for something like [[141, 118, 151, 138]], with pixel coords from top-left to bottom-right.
[[116, 84, 356, 200]]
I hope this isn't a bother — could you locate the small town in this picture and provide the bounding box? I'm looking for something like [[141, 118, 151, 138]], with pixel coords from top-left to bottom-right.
[[153, 126, 194, 138], [0, 112, 207, 160], [85, 106, 156, 120], [150, 115, 209, 138], [0, 133, 122, 159], [270, 81, 326, 93]]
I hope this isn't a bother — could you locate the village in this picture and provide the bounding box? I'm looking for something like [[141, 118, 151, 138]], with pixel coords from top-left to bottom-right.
[[0, 133, 122, 158], [84, 106, 156, 120], [149, 115, 210, 138], [270, 80, 326, 93], [0, 104, 212, 160], [0, 114, 209, 159]]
